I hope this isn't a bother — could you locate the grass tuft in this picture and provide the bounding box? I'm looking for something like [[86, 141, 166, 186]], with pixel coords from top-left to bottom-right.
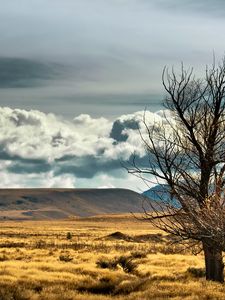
[[96, 257, 118, 269], [187, 267, 206, 278], [117, 255, 137, 273]]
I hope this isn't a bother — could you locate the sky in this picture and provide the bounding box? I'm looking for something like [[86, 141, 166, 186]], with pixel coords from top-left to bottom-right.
[[0, 0, 225, 191]]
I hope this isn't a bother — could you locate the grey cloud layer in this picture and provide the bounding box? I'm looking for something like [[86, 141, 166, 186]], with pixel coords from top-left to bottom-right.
[[0, 0, 224, 117], [152, 0, 225, 17], [0, 58, 69, 88], [0, 106, 171, 187]]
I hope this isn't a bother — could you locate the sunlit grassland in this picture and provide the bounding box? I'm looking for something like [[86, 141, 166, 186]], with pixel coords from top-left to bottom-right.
[[0, 215, 224, 299]]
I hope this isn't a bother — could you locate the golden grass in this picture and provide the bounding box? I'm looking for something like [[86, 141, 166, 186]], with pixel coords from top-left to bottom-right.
[[0, 216, 223, 299]]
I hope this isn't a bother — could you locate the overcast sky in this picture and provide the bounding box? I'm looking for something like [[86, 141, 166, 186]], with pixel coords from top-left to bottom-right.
[[1, 0, 225, 117], [0, 0, 225, 190]]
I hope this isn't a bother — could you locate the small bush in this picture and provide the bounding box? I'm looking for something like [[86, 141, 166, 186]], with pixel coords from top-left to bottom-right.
[[0, 254, 9, 261], [59, 253, 73, 262], [131, 251, 147, 259], [96, 255, 138, 273], [66, 232, 72, 240], [33, 285, 43, 293], [187, 267, 205, 278], [117, 256, 137, 273], [96, 257, 118, 269]]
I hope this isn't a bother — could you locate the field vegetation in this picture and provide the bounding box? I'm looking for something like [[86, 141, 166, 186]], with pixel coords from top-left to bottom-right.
[[0, 215, 224, 299]]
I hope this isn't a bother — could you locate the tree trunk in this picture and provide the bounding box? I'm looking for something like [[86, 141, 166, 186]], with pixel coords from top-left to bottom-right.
[[203, 242, 224, 283]]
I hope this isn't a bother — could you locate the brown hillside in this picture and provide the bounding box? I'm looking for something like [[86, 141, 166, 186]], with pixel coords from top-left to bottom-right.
[[0, 188, 147, 220]]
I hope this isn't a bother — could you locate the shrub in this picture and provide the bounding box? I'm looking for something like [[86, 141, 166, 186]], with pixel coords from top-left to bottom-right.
[[131, 251, 147, 259], [66, 232, 72, 240], [59, 253, 73, 262], [96, 255, 138, 273], [117, 256, 137, 273], [96, 257, 118, 269], [0, 254, 9, 261], [33, 285, 43, 293], [187, 267, 205, 278]]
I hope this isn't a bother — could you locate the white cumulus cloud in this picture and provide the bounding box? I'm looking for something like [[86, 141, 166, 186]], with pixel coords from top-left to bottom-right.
[[0, 106, 174, 189]]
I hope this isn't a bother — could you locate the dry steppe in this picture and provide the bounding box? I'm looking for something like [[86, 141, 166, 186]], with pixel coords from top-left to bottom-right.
[[0, 215, 224, 300]]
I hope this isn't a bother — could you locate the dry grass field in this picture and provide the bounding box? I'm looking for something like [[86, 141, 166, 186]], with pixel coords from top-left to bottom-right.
[[0, 215, 224, 300]]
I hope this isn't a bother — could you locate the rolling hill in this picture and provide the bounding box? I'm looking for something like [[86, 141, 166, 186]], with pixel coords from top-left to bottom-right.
[[143, 184, 171, 202], [0, 188, 146, 220]]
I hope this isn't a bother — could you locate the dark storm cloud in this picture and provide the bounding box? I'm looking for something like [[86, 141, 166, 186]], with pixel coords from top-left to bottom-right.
[[50, 155, 152, 180], [5, 152, 150, 180], [53, 153, 154, 179], [1, 150, 120, 178], [0, 58, 67, 88], [0, 148, 46, 164], [7, 161, 52, 174], [0, 145, 49, 171], [3, 151, 123, 179], [110, 119, 140, 142]]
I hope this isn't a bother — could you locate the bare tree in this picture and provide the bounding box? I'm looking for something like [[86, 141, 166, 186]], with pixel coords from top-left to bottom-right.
[[127, 59, 225, 282]]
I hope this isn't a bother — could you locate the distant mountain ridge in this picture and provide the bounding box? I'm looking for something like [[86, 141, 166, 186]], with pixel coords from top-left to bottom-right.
[[0, 188, 146, 220], [143, 184, 179, 207], [143, 184, 171, 202]]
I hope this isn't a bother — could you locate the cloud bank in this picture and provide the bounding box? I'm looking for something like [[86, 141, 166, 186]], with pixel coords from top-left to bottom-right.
[[0, 106, 172, 190]]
